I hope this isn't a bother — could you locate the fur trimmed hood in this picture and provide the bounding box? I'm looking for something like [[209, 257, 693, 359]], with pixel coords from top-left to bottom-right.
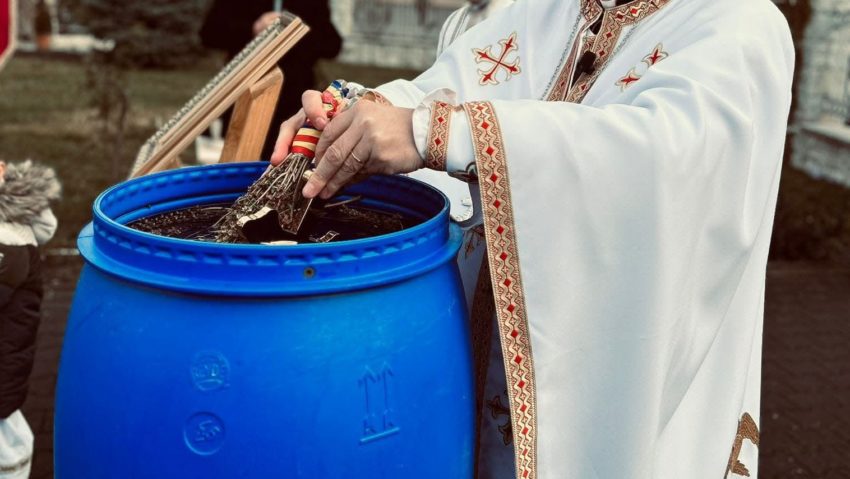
[[0, 160, 62, 225]]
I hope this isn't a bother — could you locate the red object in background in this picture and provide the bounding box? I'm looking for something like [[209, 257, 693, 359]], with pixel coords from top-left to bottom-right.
[[0, 0, 16, 71]]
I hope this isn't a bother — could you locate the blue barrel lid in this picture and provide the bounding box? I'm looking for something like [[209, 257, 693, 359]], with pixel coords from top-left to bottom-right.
[[79, 163, 462, 297]]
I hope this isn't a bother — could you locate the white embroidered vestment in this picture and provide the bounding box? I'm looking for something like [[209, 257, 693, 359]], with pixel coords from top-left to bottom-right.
[[373, 0, 794, 477]]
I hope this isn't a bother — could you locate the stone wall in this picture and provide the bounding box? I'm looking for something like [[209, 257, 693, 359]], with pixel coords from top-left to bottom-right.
[[331, 0, 465, 70], [792, 0, 850, 186]]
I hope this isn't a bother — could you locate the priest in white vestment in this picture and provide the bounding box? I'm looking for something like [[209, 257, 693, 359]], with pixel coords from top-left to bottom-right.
[[271, 0, 794, 477]]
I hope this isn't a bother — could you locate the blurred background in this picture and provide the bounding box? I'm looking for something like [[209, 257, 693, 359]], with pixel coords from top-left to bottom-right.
[[0, 0, 848, 477]]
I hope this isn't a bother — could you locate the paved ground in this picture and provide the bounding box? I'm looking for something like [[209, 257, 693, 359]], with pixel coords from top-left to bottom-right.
[[20, 257, 850, 478], [760, 264, 850, 479], [22, 256, 81, 479]]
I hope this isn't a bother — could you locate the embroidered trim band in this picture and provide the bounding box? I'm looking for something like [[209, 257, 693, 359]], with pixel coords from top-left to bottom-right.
[[425, 101, 454, 171], [464, 101, 538, 479], [547, 0, 671, 103], [545, 0, 604, 101]]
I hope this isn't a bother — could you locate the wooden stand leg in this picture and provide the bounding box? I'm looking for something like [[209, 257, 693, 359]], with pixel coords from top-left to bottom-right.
[[143, 156, 183, 176], [219, 67, 285, 163]]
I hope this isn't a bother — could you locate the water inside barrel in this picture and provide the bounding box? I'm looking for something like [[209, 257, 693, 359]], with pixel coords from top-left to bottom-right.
[[127, 199, 420, 244]]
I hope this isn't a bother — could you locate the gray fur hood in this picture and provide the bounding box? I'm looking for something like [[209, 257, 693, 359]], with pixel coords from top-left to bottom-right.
[[0, 160, 62, 225]]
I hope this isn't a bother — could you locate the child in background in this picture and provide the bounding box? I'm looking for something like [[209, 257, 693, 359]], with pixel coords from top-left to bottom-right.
[[0, 160, 60, 479]]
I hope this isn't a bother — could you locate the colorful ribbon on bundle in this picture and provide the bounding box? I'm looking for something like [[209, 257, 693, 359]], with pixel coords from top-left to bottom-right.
[[289, 80, 350, 159]]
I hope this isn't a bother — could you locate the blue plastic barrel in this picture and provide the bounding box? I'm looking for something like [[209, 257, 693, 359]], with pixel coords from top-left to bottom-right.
[[54, 163, 472, 478]]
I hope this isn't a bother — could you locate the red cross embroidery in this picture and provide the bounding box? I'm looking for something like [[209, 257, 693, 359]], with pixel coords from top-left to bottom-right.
[[616, 68, 641, 91], [616, 43, 669, 91], [473, 33, 522, 86], [643, 43, 669, 67]]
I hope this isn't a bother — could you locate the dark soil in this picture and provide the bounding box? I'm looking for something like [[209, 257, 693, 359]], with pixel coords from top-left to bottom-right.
[[128, 199, 415, 244]]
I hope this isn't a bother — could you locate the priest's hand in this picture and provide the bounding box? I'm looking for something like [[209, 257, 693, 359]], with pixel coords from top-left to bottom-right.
[[271, 90, 424, 200]]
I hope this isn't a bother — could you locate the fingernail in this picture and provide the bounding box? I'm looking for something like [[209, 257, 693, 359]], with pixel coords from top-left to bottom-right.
[[315, 117, 328, 129], [303, 182, 318, 198]]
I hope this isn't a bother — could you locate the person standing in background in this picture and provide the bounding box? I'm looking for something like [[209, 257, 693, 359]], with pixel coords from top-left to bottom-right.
[[0, 160, 60, 479], [199, 0, 342, 160]]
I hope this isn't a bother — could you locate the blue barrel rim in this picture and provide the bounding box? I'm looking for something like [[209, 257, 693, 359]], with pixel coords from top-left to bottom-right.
[[79, 163, 463, 297]]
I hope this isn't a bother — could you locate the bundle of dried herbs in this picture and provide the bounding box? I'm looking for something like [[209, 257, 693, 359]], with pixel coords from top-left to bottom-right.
[[211, 80, 349, 244], [209, 157, 312, 243]]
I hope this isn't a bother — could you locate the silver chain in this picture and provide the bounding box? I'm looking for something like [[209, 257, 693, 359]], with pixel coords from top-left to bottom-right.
[[611, 20, 644, 60], [543, 1, 655, 100], [542, 8, 584, 99]]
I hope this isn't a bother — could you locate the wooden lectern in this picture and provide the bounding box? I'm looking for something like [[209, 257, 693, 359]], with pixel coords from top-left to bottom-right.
[[130, 13, 309, 178]]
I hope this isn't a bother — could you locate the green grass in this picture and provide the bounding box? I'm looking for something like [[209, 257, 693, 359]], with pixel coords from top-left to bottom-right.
[[0, 55, 219, 246], [0, 55, 421, 248]]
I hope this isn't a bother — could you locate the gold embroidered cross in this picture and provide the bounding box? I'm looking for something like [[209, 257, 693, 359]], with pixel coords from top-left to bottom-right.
[[725, 413, 760, 477]]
